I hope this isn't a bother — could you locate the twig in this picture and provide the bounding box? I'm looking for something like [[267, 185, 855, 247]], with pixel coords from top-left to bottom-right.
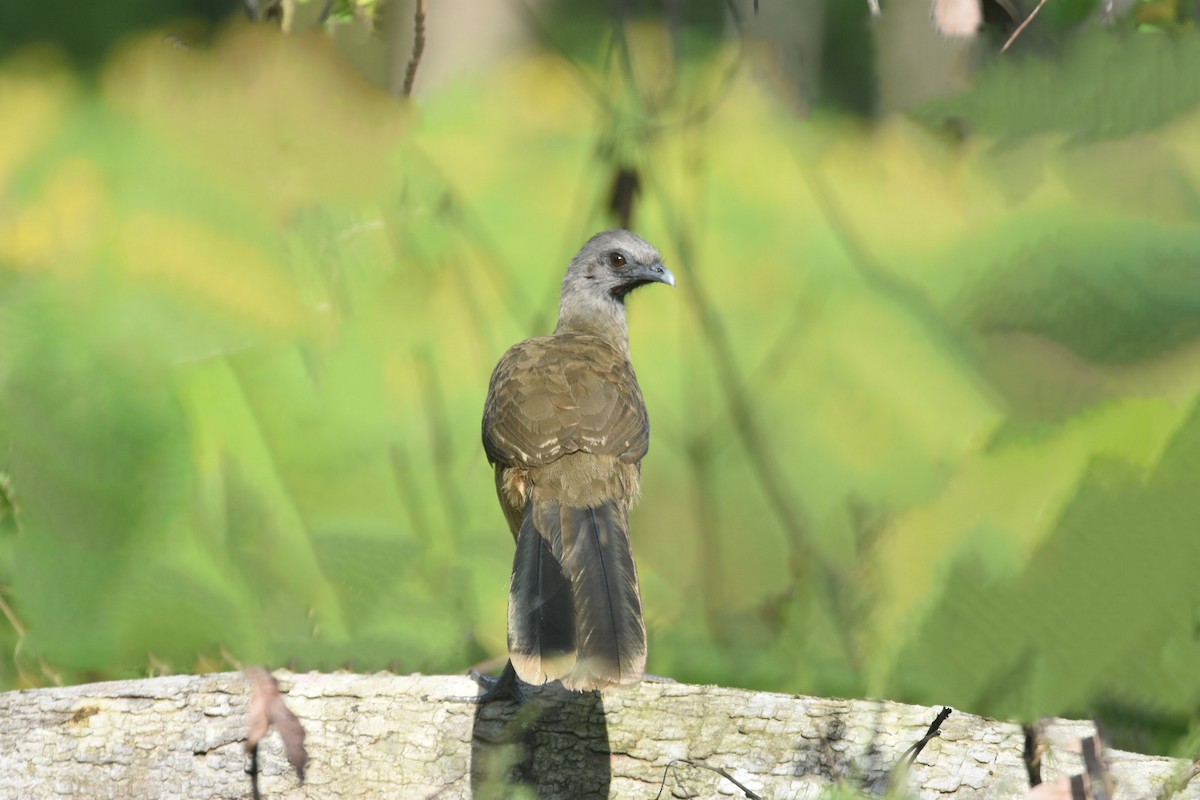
[[794, 155, 984, 388], [0, 586, 27, 644], [389, 444, 435, 545], [900, 706, 952, 764], [1001, 0, 1049, 53], [402, 0, 426, 97], [868, 0, 881, 16], [1023, 723, 1045, 787], [889, 706, 952, 795], [668, 220, 812, 566], [398, 150, 532, 336], [685, 435, 725, 636], [246, 745, 261, 800], [0, 470, 20, 531], [1155, 758, 1200, 800], [415, 350, 467, 543], [516, 1, 615, 115], [654, 758, 762, 800], [1082, 735, 1113, 800]]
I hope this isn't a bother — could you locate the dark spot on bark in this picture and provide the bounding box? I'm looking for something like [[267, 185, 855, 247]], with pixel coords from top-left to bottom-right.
[[67, 706, 99, 725]]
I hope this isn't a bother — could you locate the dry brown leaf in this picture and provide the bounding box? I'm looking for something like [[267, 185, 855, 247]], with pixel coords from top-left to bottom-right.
[[271, 691, 309, 782], [244, 667, 308, 783]]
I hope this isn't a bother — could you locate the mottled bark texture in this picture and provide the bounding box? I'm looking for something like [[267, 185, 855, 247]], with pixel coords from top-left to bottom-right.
[[0, 672, 1195, 799]]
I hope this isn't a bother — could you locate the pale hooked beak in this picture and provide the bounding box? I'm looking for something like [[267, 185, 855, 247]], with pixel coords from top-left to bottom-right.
[[642, 262, 675, 288]]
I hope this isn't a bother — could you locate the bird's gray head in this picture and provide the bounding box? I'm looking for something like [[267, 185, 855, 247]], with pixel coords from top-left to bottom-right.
[[554, 229, 675, 343]]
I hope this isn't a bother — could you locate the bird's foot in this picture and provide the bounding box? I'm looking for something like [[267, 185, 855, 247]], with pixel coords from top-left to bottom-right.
[[447, 660, 527, 704]]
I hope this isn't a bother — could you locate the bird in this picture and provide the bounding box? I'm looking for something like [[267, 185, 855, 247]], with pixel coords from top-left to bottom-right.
[[481, 229, 675, 692]]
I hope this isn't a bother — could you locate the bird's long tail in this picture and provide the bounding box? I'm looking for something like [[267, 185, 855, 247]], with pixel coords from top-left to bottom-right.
[[508, 496, 646, 691]]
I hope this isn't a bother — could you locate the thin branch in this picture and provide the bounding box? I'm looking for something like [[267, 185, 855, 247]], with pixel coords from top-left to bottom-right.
[[0, 586, 26, 639], [399, 151, 529, 335], [900, 706, 953, 764], [1024, 723, 1045, 787], [516, 1, 615, 114], [388, 443, 435, 545], [685, 434, 725, 637], [663, 215, 812, 567], [1082, 735, 1113, 800], [577, 0, 815, 612], [1001, 0, 1050, 53], [414, 350, 467, 543], [794, 155, 987, 392], [655, 758, 763, 800], [317, 0, 334, 25], [245, 745, 261, 800], [1155, 758, 1200, 800], [402, 0, 426, 97]]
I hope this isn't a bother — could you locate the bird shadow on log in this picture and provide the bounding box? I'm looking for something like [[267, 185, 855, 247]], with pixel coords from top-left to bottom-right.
[[470, 687, 611, 799]]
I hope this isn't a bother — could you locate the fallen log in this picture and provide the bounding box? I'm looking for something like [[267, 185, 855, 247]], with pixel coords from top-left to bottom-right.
[[0, 671, 1194, 799]]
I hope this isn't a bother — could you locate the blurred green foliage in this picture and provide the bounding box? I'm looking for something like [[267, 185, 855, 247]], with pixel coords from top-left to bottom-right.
[[0, 0, 240, 68], [2, 6, 1200, 761]]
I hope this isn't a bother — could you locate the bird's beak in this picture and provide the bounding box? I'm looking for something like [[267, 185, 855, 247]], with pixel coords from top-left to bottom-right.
[[639, 262, 676, 288]]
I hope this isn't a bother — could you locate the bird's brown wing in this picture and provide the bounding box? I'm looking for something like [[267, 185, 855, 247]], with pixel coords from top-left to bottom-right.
[[482, 333, 650, 470]]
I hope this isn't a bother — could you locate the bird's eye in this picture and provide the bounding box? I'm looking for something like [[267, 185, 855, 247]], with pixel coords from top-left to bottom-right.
[[607, 251, 626, 268]]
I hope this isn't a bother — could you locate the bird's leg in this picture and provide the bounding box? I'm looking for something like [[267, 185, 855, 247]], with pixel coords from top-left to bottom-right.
[[472, 659, 526, 703], [445, 660, 527, 704]]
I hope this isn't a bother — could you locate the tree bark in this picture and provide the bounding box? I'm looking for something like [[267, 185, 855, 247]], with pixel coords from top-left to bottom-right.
[[0, 671, 1194, 799]]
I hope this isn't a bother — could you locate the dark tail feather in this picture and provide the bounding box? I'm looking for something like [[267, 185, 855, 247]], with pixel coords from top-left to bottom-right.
[[507, 496, 647, 690], [507, 500, 576, 685], [559, 501, 646, 690]]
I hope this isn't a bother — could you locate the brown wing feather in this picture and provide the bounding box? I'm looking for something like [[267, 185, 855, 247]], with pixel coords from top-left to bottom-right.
[[482, 333, 650, 470]]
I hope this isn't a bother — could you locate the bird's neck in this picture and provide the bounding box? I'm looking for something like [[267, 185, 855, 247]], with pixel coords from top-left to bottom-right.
[[553, 296, 631, 356]]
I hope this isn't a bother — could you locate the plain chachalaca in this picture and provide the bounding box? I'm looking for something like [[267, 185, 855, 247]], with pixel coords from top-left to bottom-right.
[[482, 229, 675, 692]]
